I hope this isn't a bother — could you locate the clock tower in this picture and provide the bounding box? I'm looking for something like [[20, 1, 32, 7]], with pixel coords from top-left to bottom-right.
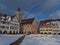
[[16, 8, 21, 23], [16, 8, 22, 33]]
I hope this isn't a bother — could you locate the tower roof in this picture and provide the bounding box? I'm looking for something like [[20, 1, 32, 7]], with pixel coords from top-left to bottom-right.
[[17, 8, 21, 11]]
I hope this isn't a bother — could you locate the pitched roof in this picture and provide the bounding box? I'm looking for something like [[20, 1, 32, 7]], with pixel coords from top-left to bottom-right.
[[51, 19, 60, 21], [21, 18, 35, 24], [0, 13, 7, 17], [0, 13, 15, 19], [40, 20, 51, 25]]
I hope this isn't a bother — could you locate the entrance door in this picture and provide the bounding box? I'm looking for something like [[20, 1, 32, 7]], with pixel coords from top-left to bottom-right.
[[3, 31, 7, 34], [13, 31, 15, 34], [9, 31, 12, 34], [27, 31, 31, 35]]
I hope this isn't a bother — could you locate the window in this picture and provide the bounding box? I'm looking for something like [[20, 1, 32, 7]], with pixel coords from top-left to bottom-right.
[[3, 21, 5, 24], [52, 23, 55, 26], [0, 26, 5, 28], [44, 32, 47, 34], [40, 32, 43, 34], [2, 26, 5, 28], [56, 23, 59, 28], [10, 26, 14, 29], [49, 30, 52, 31], [9, 31, 12, 34]]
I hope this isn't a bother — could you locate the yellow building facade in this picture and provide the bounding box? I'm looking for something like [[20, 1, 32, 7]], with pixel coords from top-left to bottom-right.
[[40, 20, 53, 34], [21, 18, 38, 34]]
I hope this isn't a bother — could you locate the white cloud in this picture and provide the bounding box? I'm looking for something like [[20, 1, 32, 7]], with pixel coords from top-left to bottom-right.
[[48, 10, 60, 19]]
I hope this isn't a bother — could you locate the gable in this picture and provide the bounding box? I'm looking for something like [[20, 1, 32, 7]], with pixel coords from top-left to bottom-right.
[[11, 16, 19, 23]]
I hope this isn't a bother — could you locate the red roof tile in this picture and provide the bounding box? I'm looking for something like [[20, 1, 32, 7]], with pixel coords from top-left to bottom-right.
[[40, 20, 51, 25], [21, 18, 35, 24]]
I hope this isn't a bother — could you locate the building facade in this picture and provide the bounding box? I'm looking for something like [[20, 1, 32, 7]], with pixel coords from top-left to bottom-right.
[[51, 19, 60, 34], [39, 19, 60, 34], [39, 20, 52, 34], [21, 18, 38, 34], [0, 9, 20, 34]]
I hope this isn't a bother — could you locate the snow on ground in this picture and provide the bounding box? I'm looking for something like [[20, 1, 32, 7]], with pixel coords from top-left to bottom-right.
[[20, 34, 60, 45], [0, 34, 24, 45]]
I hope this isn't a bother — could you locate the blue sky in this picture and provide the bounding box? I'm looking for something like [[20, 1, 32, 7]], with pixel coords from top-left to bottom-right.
[[0, 0, 60, 21]]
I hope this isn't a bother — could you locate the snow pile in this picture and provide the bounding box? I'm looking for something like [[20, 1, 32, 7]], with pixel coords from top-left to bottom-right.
[[0, 34, 24, 45], [20, 34, 60, 45]]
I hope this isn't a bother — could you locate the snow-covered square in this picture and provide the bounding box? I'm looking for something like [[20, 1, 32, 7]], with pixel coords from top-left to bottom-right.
[[0, 34, 24, 45], [21, 34, 60, 45], [0, 34, 60, 45]]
